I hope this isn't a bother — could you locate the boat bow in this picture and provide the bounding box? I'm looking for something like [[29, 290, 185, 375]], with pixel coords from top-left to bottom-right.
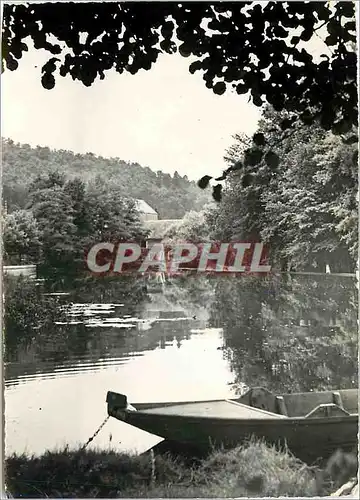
[[107, 391, 137, 421]]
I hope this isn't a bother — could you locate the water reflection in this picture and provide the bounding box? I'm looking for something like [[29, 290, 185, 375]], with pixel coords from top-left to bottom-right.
[[210, 274, 358, 393], [4, 273, 358, 455]]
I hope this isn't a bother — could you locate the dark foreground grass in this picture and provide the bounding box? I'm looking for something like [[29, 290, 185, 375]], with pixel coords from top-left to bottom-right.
[[4, 440, 357, 498]]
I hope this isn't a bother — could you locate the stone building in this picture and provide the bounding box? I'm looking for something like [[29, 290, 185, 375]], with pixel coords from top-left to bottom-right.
[[135, 199, 182, 247], [135, 199, 158, 222]]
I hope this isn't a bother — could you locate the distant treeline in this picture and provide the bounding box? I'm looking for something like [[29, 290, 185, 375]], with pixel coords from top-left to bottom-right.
[[2, 138, 210, 218]]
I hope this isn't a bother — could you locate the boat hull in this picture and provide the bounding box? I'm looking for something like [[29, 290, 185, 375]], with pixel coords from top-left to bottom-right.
[[119, 410, 357, 462], [107, 388, 358, 462]]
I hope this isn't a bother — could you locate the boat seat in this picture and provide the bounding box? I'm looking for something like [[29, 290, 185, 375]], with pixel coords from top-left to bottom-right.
[[237, 387, 358, 418], [339, 389, 358, 414], [332, 391, 343, 409], [275, 396, 288, 416], [258, 391, 346, 416], [304, 403, 350, 419], [282, 391, 341, 417]]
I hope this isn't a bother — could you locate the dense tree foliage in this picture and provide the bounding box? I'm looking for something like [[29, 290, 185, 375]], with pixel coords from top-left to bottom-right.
[[2, 209, 41, 264], [206, 107, 357, 271], [3, 172, 149, 279], [163, 204, 215, 243], [3, 2, 356, 131], [2, 138, 210, 217], [2, 2, 357, 200]]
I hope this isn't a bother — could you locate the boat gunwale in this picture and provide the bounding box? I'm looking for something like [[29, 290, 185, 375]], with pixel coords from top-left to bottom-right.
[[128, 388, 358, 410], [126, 408, 358, 425], [127, 393, 358, 420], [107, 388, 358, 425]]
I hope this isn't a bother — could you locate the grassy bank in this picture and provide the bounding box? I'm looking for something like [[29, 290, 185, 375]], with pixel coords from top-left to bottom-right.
[[6, 439, 355, 498]]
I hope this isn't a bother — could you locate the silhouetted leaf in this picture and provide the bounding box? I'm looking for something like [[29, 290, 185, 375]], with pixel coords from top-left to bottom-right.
[[244, 148, 263, 167], [252, 94, 263, 107], [178, 43, 192, 58], [6, 56, 18, 71], [161, 21, 174, 38], [327, 19, 342, 37], [280, 118, 294, 130], [241, 173, 253, 188], [233, 161, 243, 171], [160, 39, 176, 54], [264, 151, 280, 169], [236, 83, 248, 95], [324, 34, 338, 46], [300, 29, 313, 42], [339, 2, 354, 18], [274, 26, 287, 38], [42, 57, 60, 74], [215, 172, 228, 181], [198, 175, 212, 189], [253, 133, 266, 147], [212, 184, 222, 202], [189, 61, 202, 74], [41, 72, 55, 89], [345, 21, 356, 31], [341, 135, 358, 145], [213, 82, 226, 95]]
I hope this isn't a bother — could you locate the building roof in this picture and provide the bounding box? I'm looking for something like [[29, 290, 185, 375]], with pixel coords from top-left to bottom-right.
[[135, 199, 158, 215], [143, 219, 182, 239]]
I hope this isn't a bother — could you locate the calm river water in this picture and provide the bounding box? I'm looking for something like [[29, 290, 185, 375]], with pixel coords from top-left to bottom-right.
[[4, 274, 358, 456]]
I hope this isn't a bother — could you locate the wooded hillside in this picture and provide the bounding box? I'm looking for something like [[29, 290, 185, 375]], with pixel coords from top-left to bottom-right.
[[2, 138, 210, 218]]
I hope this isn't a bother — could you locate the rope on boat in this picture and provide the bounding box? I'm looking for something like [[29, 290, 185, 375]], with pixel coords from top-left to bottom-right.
[[80, 415, 110, 451], [81, 414, 157, 485]]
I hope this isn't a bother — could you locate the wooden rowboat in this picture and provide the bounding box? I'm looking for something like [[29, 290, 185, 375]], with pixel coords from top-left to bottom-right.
[[106, 387, 358, 462]]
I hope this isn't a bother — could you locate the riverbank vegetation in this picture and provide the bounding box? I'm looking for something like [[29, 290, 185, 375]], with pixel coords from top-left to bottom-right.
[[4, 276, 68, 357], [3, 274, 148, 364], [6, 439, 351, 498]]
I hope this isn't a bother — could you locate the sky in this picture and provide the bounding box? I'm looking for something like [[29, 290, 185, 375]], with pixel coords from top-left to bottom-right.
[[1, 44, 261, 181]]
